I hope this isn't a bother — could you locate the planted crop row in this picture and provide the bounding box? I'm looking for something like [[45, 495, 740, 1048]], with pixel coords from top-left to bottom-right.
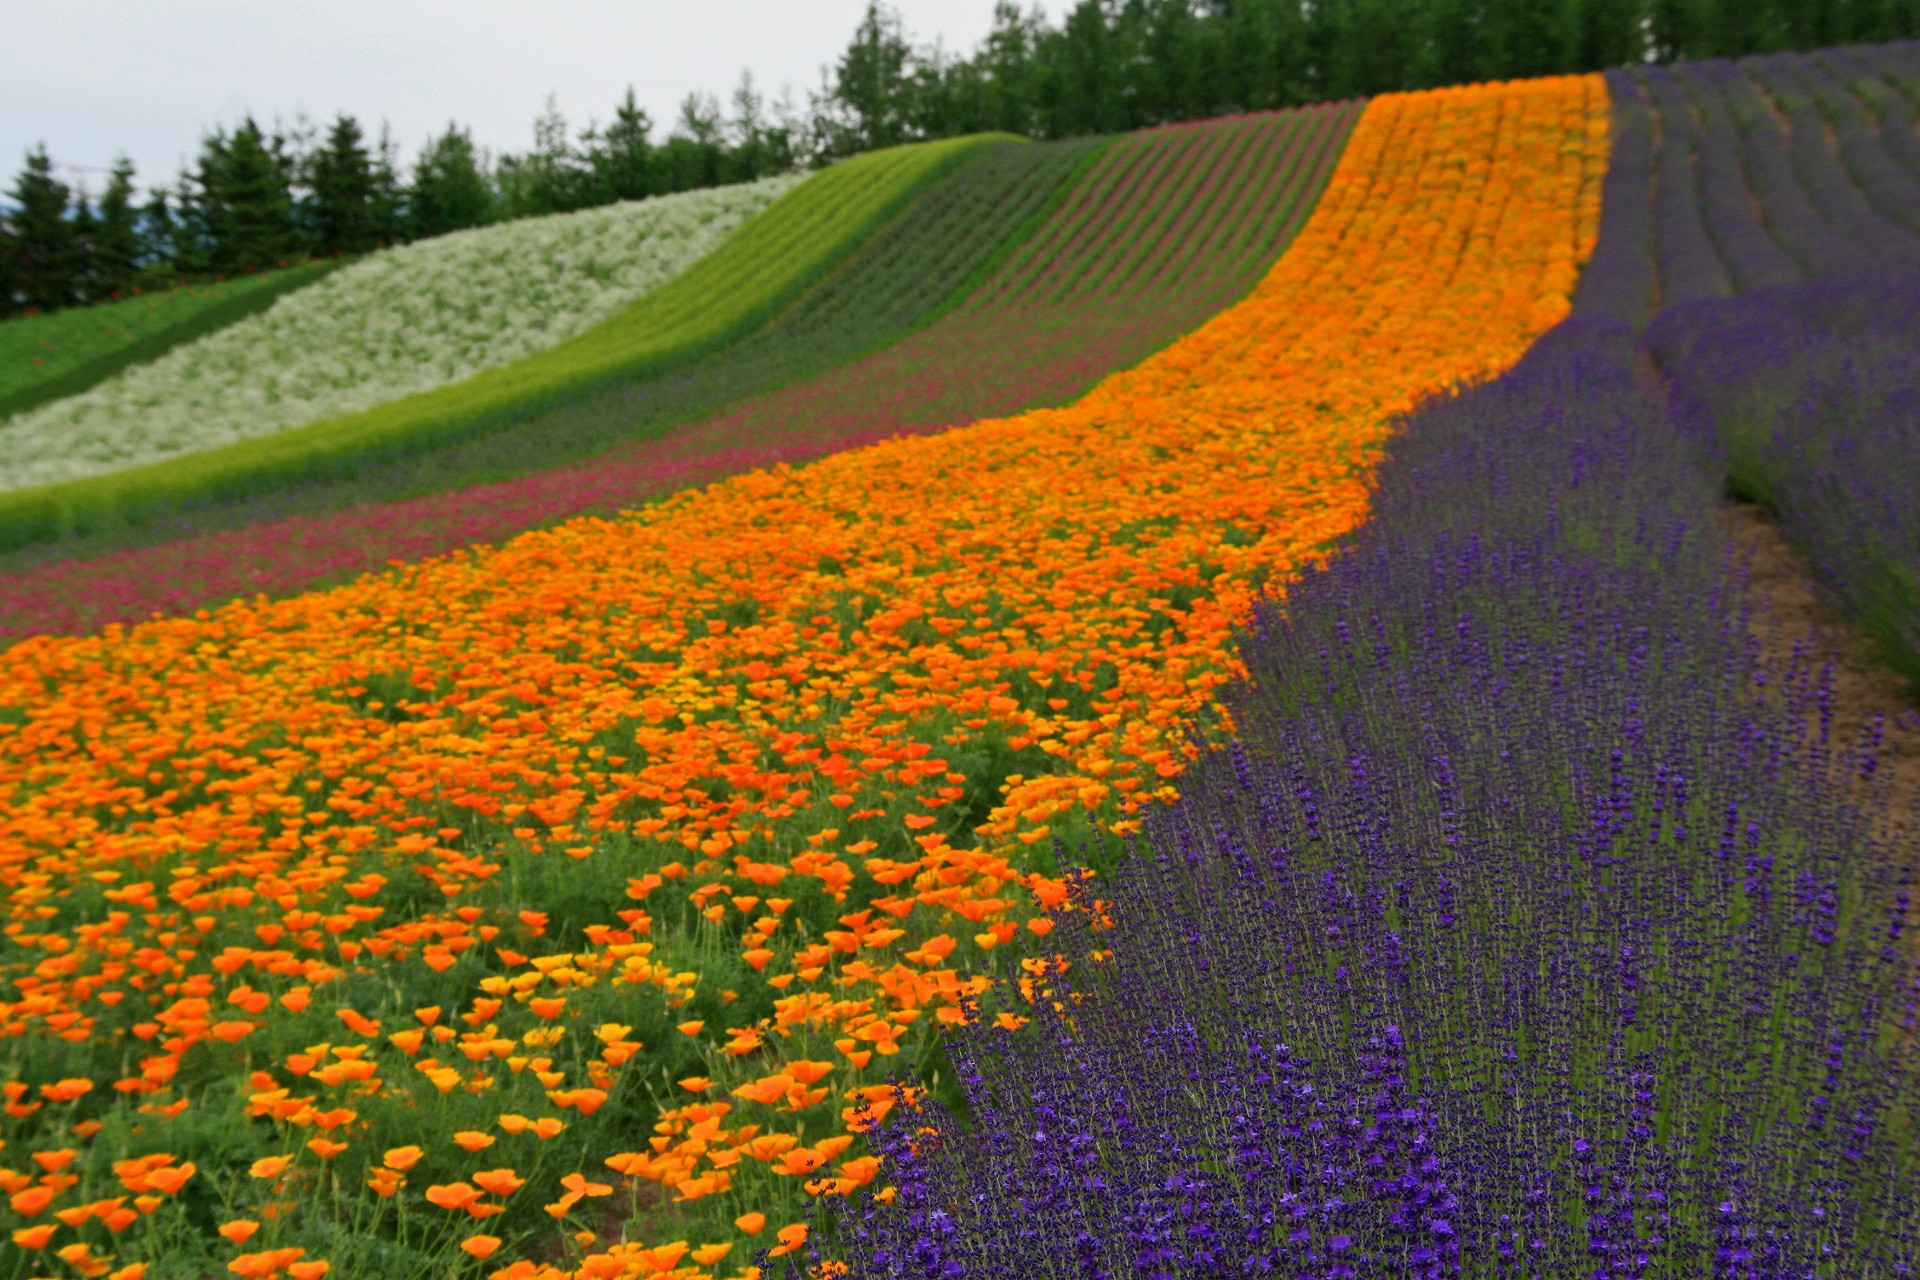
[[1591, 44, 1920, 697], [0, 136, 1105, 640], [0, 135, 1004, 552], [0, 262, 341, 417], [1653, 274, 1920, 688], [0, 74, 1608, 1280], [0, 175, 803, 495], [724, 100, 1362, 440], [811, 52, 1920, 1276], [1613, 42, 1920, 313], [0, 107, 1351, 642], [819, 274, 1920, 1280]]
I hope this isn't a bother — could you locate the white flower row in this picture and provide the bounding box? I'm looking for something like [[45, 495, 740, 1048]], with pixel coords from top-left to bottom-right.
[[0, 172, 805, 493]]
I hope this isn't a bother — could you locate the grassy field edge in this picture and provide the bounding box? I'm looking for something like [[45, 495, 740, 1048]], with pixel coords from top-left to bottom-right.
[[0, 259, 349, 420], [0, 135, 1015, 550]]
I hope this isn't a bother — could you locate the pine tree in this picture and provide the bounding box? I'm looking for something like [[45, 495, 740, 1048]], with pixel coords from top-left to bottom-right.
[[306, 113, 379, 255], [497, 95, 584, 218], [826, 2, 917, 156], [92, 156, 142, 298], [657, 94, 726, 192], [369, 124, 406, 246], [0, 214, 15, 317], [727, 72, 773, 181], [4, 146, 78, 312], [582, 88, 655, 203], [409, 125, 494, 238], [196, 117, 299, 273], [69, 191, 101, 304], [137, 185, 182, 284]]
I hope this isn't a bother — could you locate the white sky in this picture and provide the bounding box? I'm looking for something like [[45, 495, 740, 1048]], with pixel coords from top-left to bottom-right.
[[3, 1, 1030, 197]]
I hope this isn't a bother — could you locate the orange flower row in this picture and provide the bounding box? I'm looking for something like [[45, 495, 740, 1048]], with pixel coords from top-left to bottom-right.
[[0, 75, 1608, 1278]]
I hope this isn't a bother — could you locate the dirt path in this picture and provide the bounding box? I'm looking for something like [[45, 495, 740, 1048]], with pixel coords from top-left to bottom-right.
[[1720, 498, 1920, 838]]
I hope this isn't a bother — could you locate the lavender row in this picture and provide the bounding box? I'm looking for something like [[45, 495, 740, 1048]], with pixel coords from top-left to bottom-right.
[[1639, 66, 1735, 303], [1741, 53, 1920, 261], [1667, 63, 1804, 293], [1627, 44, 1920, 308], [792, 318, 1919, 1275], [1812, 40, 1920, 181], [1821, 39, 1920, 183], [1789, 55, 1920, 235], [784, 52, 1920, 1278], [1653, 271, 1920, 689], [1569, 70, 1657, 325]]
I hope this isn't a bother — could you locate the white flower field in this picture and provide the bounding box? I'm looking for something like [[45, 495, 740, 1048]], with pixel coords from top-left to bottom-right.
[[0, 172, 804, 492]]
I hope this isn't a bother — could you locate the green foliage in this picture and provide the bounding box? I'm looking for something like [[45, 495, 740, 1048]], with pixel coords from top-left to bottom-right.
[[0, 135, 1008, 551], [0, 135, 1106, 577], [3, 146, 79, 312], [407, 123, 495, 238], [188, 117, 303, 274], [814, 0, 1920, 145], [305, 114, 391, 255], [0, 260, 344, 417], [90, 157, 143, 299]]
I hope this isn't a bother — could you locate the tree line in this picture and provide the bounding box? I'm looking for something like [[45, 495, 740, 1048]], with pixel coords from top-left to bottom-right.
[[815, 0, 1920, 154], [0, 79, 801, 318], [7, 0, 1918, 319]]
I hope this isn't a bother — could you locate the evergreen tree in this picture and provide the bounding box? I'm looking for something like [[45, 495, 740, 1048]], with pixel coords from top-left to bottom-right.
[[196, 117, 299, 273], [727, 71, 777, 180], [368, 124, 406, 246], [137, 185, 182, 283], [497, 95, 585, 217], [964, 2, 1047, 134], [4, 146, 78, 312], [92, 156, 142, 298], [824, 2, 917, 156], [581, 88, 656, 203], [0, 215, 15, 317], [657, 93, 726, 191], [409, 124, 493, 238], [68, 190, 100, 303], [306, 113, 379, 255]]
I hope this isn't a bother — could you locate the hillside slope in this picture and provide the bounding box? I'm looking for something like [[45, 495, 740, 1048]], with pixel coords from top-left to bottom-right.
[[0, 73, 1608, 1279], [0, 261, 342, 417], [1579, 40, 1920, 320], [0, 175, 802, 494], [0, 135, 1002, 549], [1, 104, 1358, 639]]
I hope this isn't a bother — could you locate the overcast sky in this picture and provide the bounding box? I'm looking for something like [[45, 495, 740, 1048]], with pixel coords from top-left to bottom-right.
[[3, 2, 1029, 196]]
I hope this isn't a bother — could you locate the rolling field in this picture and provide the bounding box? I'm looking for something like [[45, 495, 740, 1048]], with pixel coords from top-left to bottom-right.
[[0, 74, 1606, 1280], [1616, 41, 1920, 308], [1595, 44, 1920, 691], [0, 104, 1354, 641], [0, 136, 1105, 639], [0, 263, 342, 418], [832, 46, 1920, 1274], [706, 99, 1361, 442], [7, 37, 1920, 1280], [0, 176, 803, 495], [0, 136, 1000, 552]]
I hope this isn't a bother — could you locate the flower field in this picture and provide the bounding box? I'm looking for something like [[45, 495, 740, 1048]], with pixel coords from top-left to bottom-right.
[[0, 136, 998, 552], [810, 43, 1920, 1276], [0, 101, 1355, 642], [683, 98, 1360, 454], [1578, 43, 1920, 691], [0, 263, 342, 419], [0, 176, 803, 494], [0, 70, 1607, 1280]]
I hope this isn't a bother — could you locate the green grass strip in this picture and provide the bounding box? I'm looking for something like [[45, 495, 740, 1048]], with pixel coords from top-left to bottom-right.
[[0, 260, 345, 417], [0, 135, 1011, 549]]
